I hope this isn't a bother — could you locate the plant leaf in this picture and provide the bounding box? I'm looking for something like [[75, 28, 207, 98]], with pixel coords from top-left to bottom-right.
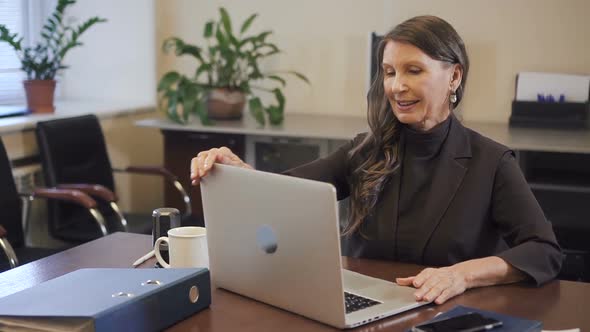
[[162, 37, 204, 62], [166, 92, 181, 123], [195, 98, 212, 125], [238, 36, 256, 48], [182, 83, 198, 123], [255, 31, 273, 43], [261, 43, 280, 53], [229, 34, 240, 49], [261, 49, 280, 57], [263, 89, 285, 125], [158, 71, 180, 91], [248, 97, 265, 126], [288, 71, 310, 84], [266, 105, 283, 126], [204, 21, 214, 38], [195, 63, 212, 80], [272, 88, 285, 109], [219, 7, 232, 35], [215, 24, 228, 49], [266, 75, 286, 87], [0, 25, 23, 51], [240, 14, 258, 34], [57, 16, 107, 61]]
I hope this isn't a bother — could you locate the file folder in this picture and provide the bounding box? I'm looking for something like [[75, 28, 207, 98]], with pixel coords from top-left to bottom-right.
[[0, 268, 211, 332]]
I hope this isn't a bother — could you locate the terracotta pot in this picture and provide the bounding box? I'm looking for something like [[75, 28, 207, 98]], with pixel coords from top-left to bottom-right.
[[23, 80, 56, 113], [207, 88, 246, 120]]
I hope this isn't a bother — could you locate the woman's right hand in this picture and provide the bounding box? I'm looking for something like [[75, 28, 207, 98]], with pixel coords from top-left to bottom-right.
[[190, 147, 253, 186]]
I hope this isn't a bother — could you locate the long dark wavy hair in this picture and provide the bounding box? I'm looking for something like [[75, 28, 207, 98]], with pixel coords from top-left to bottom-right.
[[344, 15, 470, 236]]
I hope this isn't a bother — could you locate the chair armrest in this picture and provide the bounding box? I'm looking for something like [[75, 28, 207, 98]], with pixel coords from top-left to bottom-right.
[[24, 188, 108, 236], [113, 166, 192, 215], [114, 165, 178, 183], [0, 225, 19, 268], [55, 184, 127, 232], [56, 184, 117, 203], [30, 188, 98, 209], [114, 166, 192, 216]]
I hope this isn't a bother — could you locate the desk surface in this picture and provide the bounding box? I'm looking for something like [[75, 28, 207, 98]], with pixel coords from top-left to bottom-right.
[[136, 113, 370, 141], [1, 232, 588, 331], [136, 114, 590, 154]]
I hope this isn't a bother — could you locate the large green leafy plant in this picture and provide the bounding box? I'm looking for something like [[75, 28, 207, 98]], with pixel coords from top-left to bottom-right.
[[158, 7, 309, 126], [0, 0, 106, 80]]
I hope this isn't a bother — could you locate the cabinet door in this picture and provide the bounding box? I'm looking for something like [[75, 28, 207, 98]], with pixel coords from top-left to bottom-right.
[[162, 130, 245, 225], [518, 150, 590, 281]]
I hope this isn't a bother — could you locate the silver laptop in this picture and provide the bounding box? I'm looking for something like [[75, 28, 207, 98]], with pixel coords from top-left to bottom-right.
[[200, 164, 427, 329]]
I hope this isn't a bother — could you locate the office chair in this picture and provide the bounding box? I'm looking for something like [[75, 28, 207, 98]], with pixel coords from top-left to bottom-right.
[[35, 114, 191, 243], [0, 138, 104, 272]]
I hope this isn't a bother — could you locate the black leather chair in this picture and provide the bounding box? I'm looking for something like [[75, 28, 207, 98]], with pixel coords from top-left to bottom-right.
[[0, 138, 104, 272], [35, 114, 191, 243]]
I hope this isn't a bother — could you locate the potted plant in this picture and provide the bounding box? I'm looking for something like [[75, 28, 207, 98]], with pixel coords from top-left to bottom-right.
[[0, 0, 106, 113], [158, 7, 309, 126]]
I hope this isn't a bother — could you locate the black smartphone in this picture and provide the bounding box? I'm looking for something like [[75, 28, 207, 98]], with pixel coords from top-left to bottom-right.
[[411, 312, 503, 332]]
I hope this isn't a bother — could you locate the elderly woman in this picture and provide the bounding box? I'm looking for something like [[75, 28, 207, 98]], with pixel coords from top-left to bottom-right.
[[190, 15, 562, 304]]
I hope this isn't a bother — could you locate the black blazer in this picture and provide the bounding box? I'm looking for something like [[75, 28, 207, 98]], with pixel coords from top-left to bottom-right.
[[286, 115, 562, 285]]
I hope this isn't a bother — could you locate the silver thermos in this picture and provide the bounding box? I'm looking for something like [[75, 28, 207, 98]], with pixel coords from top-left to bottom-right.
[[152, 208, 181, 266]]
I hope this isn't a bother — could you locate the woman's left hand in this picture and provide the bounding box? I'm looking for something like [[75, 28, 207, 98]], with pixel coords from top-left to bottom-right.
[[396, 256, 525, 304], [395, 266, 468, 304]]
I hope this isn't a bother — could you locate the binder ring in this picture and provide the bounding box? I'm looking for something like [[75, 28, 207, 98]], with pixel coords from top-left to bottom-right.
[[189, 285, 199, 303], [142, 279, 162, 286]]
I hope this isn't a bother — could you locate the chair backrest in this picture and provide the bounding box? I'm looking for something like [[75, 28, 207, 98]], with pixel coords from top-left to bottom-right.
[[0, 138, 24, 248], [36, 114, 115, 240], [36, 114, 115, 189]]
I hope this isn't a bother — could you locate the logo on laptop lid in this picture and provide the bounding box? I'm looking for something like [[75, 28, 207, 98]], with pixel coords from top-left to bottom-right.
[[257, 225, 278, 254]]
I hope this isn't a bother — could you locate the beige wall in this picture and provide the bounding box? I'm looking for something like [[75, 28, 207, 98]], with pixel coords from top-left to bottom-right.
[[156, 0, 590, 123], [101, 113, 164, 213]]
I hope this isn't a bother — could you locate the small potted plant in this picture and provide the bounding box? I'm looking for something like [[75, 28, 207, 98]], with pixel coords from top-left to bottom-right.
[[158, 7, 309, 126], [0, 0, 106, 113]]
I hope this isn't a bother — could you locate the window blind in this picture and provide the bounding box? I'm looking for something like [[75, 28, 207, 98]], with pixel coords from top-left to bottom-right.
[[0, 0, 26, 104]]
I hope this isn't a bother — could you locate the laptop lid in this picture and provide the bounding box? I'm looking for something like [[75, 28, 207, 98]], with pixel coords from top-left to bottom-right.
[[201, 164, 347, 328]]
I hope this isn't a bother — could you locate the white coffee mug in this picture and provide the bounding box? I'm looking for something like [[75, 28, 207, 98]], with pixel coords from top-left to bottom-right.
[[154, 226, 209, 268]]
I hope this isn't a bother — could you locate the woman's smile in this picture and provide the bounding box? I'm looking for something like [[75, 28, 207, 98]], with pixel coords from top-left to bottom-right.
[[395, 99, 420, 112]]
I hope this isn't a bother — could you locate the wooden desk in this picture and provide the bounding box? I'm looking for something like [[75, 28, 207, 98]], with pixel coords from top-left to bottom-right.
[[2, 232, 588, 331]]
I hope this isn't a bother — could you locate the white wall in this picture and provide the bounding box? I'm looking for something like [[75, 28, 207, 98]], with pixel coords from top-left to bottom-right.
[[58, 0, 157, 105], [157, 0, 590, 123]]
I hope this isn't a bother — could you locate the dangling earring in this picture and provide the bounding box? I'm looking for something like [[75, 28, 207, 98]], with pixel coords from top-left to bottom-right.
[[450, 92, 457, 104]]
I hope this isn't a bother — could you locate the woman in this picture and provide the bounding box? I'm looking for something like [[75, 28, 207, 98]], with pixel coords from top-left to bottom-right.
[[190, 15, 562, 304]]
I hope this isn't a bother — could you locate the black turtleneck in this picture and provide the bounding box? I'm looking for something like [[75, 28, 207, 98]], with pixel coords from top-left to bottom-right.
[[395, 115, 452, 261]]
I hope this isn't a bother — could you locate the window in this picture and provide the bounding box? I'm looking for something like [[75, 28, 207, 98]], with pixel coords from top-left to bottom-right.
[[0, 0, 26, 104], [0, 0, 55, 104]]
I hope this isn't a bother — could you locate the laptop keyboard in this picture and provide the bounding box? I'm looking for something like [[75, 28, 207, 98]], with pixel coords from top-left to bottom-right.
[[344, 292, 381, 314]]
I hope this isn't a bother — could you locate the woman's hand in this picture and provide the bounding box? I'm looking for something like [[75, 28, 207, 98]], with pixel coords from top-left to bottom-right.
[[395, 256, 526, 304], [190, 147, 253, 185], [396, 266, 469, 304]]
